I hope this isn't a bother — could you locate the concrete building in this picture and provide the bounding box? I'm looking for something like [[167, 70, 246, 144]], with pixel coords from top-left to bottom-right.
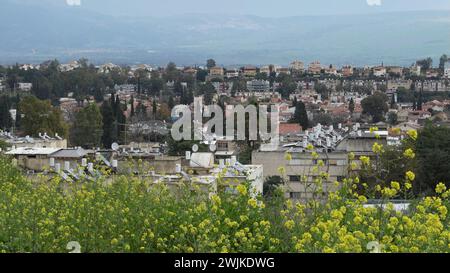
[[225, 68, 240, 78], [243, 66, 257, 77], [445, 61, 450, 79], [0, 131, 67, 149], [341, 66, 354, 77], [290, 61, 305, 72], [410, 65, 421, 76], [6, 147, 60, 172], [373, 66, 387, 77], [246, 80, 270, 92], [308, 61, 322, 75], [387, 79, 412, 91], [252, 124, 389, 202], [17, 82, 32, 91]]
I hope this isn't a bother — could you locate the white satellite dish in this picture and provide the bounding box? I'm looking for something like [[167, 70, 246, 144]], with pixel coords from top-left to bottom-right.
[[111, 142, 119, 151], [192, 144, 199, 153], [209, 144, 217, 152]]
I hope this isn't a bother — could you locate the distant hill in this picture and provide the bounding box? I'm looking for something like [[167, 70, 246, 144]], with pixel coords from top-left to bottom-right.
[[1, 0, 449, 66]]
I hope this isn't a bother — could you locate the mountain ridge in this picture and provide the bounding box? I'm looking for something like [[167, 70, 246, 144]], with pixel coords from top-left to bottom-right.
[[1, 1, 449, 66]]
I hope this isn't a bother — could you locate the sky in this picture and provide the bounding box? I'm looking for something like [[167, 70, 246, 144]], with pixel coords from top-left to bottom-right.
[[25, 0, 450, 17]]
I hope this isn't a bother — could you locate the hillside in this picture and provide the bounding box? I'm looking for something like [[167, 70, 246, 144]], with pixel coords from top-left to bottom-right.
[[1, 0, 449, 66]]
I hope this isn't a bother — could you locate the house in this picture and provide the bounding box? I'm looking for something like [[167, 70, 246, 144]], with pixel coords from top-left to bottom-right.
[[324, 65, 338, 76], [243, 66, 257, 77], [6, 147, 61, 172], [373, 66, 387, 77], [290, 61, 305, 72], [49, 147, 89, 170], [410, 65, 421, 76], [341, 66, 354, 77], [246, 80, 270, 92], [225, 68, 240, 78], [444, 61, 450, 79], [213, 136, 238, 161], [279, 123, 302, 143], [209, 66, 224, 77], [260, 66, 271, 76], [308, 61, 322, 75], [98, 63, 120, 74], [277, 67, 291, 76], [183, 67, 198, 76], [59, 61, 81, 72], [388, 66, 403, 76], [426, 69, 440, 79], [387, 79, 412, 91], [1, 131, 67, 149], [17, 82, 32, 91]]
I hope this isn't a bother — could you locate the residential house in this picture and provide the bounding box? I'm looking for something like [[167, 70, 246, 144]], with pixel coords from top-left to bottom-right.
[[308, 61, 322, 75], [290, 61, 305, 72], [247, 80, 270, 92], [341, 66, 354, 77], [445, 61, 450, 78], [243, 66, 257, 77]]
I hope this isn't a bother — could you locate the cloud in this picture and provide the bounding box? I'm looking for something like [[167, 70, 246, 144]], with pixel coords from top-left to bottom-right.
[[366, 0, 382, 6], [66, 0, 81, 6]]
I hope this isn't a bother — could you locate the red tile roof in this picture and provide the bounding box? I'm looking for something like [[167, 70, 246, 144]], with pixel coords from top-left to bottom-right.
[[279, 123, 302, 135]]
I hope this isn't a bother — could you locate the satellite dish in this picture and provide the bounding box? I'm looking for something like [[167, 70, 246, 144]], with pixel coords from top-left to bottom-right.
[[192, 144, 199, 153], [209, 144, 217, 152], [111, 142, 119, 151]]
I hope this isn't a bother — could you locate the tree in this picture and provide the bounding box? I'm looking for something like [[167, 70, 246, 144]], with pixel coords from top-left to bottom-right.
[[18, 96, 68, 137], [0, 96, 13, 130], [168, 96, 175, 110], [263, 176, 284, 198], [152, 99, 157, 118], [130, 96, 135, 118], [312, 112, 333, 126], [157, 103, 171, 121], [71, 103, 103, 148], [101, 101, 115, 148], [361, 92, 389, 123], [416, 123, 450, 194], [199, 82, 216, 105], [196, 69, 208, 82], [206, 59, 216, 69], [387, 112, 398, 125], [349, 98, 355, 114], [314, 83, 330, 100], [439, 54, 448, 73], [292, 100, 309, 129], [416, 58, 433, 72]]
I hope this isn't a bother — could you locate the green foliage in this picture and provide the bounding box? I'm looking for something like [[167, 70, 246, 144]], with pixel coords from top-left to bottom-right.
[[70, 103, 103, 148], [18, 96, 68, 138], [361, 92, 389, 123], [314, 83, 330, 100], [206, 59, 216, 69], [0, 96, 13, 130], [0, 154, 449, 253], [291, 100, 309, 129], [349, 98, 355, 114], [101, 100, 116, 149], [263, 176, 284, 198], [416, 57, 433, 72], [166, 138, 208, 156], [387, 112, 398, 125], [416, 123, 450, 194]]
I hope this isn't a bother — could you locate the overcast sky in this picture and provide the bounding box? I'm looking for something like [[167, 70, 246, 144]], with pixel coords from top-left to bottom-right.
[[27, 0, 450, 17]]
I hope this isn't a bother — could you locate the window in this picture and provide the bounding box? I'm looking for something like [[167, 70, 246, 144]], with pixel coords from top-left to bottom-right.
[[290, 192, 302, 199], [289, 176, 301, 182]]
